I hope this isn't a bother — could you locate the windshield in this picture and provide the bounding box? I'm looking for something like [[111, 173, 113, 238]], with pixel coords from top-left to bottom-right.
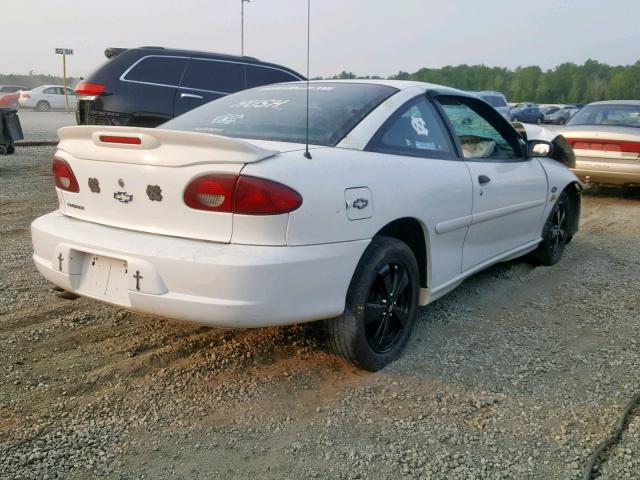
[[568, 104, 640, 128], [163, 82, 397, 146]]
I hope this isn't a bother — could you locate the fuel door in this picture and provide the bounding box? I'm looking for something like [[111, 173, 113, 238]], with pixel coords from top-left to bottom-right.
[[345, 187, 373, 220]]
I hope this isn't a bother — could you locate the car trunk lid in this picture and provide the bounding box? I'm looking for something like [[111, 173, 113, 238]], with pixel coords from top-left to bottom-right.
[[55, 126, 278, 243]]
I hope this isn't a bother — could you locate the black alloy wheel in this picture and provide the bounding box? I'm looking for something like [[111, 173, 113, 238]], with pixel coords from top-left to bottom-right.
[[324, 236, 419, 371], [364, 262, 412, 354], [531, 192, 571, 266]]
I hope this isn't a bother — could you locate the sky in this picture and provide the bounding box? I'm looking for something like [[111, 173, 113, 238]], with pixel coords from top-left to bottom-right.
[[5, 0, 640, 79]]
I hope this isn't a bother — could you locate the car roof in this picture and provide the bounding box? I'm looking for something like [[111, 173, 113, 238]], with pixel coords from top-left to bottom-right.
[[126, 46, 302, 76], [33, 85, 67, 89], [304, 79, 469, 96], [586, 100, 640, 106]]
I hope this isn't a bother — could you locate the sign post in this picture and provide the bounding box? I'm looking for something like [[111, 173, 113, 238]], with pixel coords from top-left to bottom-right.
[[55, 48, 74, 113]]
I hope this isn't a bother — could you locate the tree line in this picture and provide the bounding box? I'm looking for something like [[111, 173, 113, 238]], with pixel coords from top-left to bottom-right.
[[0, 73, 79, 90], [323, 59, 640, 104]]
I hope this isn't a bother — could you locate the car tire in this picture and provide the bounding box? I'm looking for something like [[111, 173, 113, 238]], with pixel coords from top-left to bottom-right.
[[36, 101, 51, 112], [0, 145, 7, 155], [7, 145, 15, 154], [324, 236, 420, 371], [530, 192, 571, 266]]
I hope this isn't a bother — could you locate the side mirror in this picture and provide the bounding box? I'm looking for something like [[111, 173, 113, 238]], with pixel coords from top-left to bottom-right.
[[527, 140, 553, 158]]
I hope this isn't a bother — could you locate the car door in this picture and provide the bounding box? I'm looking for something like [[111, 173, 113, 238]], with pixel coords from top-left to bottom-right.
[[174, 59, 246, 117], [435, 95, 548, 271], [364, 95, 473, 289]]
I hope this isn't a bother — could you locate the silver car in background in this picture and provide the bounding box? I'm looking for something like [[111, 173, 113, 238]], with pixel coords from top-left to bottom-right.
[[19, 85, 76, 112], [471, 91, 510, 119], [562, 100, 640, 187]]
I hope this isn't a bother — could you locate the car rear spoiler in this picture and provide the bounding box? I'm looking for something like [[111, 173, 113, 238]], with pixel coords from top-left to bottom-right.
[[104, 48, 127, 59]]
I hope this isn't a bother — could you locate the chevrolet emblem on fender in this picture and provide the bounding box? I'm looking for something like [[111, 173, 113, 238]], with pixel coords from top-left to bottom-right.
[[113, 191, 133, 204]]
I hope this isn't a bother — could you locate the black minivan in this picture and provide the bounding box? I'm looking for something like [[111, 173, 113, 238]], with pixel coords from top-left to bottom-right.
[[75, 46, 304, 127]]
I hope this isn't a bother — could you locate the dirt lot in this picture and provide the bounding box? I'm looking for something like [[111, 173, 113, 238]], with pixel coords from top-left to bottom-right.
[[1, 146, 639, 480]]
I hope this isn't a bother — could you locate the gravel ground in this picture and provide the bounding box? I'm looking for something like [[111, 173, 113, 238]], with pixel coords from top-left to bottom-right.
[[1, 147, 639, 480]]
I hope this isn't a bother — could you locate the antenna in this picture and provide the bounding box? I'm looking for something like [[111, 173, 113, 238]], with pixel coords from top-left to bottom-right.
[[303, 0, 312, 159]]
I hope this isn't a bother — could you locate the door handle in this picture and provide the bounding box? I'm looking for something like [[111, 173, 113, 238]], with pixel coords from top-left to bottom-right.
[[181, 93, 203, 99], [478, 174, 491, 185]]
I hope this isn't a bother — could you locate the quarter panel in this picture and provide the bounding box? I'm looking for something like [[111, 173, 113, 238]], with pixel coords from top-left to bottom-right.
[[242, 148, 474, 289]]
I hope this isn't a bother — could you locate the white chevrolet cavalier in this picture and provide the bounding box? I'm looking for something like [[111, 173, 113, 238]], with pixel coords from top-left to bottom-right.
[[32, 81, 581, 371]]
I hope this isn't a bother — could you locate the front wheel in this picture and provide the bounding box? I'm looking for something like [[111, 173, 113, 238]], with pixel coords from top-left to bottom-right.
[[324, 236, 420, 371], [530, 192, 571, 266]]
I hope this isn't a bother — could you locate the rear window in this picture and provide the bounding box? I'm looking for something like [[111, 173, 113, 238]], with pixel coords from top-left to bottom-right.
[[568, 104, 640, 128], [162, 82, 397, 146], [245, 65, 300, 88], [181, 59, 245, 93], [124, 56, 188, 87]]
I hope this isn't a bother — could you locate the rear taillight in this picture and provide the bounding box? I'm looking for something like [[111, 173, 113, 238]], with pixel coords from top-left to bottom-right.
[[568, 138, 640, 155], [184, 175, 302, 215], [52, 157, 80, 193], [74, 82, 106, 96]]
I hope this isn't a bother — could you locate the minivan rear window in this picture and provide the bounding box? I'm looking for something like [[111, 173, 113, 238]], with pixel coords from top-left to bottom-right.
[[181, 59, 246, 93], [124, 56, 188, 87], [163, 82, 397, 146]]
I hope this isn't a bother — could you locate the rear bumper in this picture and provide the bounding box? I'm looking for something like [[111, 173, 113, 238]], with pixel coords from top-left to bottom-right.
[[572, 156, 640, 186], [32, 212, 368, 327]]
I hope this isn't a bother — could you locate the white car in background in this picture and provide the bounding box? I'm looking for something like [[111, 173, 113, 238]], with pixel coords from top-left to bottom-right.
[[31, 80, 581, 370], [19, 85, 76, 112]]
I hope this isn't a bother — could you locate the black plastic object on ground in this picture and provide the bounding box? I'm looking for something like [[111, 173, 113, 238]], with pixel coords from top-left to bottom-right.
[[0, 108, 24, 155]]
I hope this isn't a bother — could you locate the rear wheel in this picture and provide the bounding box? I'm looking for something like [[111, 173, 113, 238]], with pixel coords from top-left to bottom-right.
[[36, 101, 50, 112], [531, 192, 571, 266], [324, 236, 420, 371]]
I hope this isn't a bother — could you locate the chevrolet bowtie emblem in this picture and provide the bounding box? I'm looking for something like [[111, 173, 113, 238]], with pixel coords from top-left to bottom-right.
[[114, 191, 133, 204], [352, 198, 369, 210]]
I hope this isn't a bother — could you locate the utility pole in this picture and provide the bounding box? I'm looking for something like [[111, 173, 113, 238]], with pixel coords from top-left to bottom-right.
[[241, 0, 250, 56]]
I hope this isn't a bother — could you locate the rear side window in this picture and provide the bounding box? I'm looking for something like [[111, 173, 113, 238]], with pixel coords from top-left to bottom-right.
[[124, 56, 188, 87], [163, 82, 397, 147], [43, 87, 59, 94], [181, 59, 245, 93], [245, 65, 300, 88], [366, 97, 453, 158]]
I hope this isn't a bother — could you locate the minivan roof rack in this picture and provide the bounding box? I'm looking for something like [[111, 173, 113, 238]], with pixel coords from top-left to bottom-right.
[[104, 46, 261, 63]]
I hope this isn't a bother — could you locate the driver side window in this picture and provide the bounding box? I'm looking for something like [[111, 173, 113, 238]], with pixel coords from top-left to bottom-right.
[[438, 98, 519, 160]]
